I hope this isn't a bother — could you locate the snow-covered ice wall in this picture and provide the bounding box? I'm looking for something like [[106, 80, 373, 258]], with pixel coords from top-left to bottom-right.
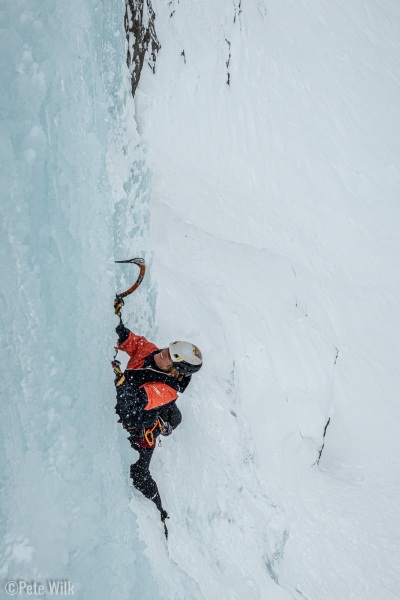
[[0, 1, 161, 598], [1, 0, 399, 599]]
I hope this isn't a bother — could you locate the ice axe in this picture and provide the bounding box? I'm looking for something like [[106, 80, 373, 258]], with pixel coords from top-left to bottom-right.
[[114, 258, 146, 316]]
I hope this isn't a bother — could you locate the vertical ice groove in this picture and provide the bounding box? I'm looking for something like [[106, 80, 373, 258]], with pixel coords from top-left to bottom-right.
[[0, 1, 158, 598]]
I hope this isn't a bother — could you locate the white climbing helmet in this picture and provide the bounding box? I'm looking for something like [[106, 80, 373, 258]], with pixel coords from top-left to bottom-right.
[[169, 341, 203, 375]]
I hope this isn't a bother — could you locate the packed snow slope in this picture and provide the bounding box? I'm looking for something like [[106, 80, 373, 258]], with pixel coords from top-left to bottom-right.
[[0, 1, 399, 599], [131, 1, 400, 599]]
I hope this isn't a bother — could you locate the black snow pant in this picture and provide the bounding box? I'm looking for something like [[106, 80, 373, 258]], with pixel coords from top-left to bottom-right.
[[129, 404, 182, 513]]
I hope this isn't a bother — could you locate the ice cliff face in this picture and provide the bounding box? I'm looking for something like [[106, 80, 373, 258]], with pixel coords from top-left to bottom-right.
[[0, 1, 157, 598]]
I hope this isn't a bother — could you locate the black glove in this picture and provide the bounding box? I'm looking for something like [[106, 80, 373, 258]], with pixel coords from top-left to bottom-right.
[[160, 421, 173, 436], [116, 321, 130, 344], [160, 509, 169, 521], [114, 296, 124, 317]]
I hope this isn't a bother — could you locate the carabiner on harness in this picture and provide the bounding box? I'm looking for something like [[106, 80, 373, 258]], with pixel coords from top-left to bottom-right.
[[143, 419, 162, 447]]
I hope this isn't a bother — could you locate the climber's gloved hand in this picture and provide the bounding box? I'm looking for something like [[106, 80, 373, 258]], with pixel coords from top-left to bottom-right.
[[160, 421, 173, 437], [167, 366, 183, 381], [116, 321, 130, 344], [114, 296, 124, 316]]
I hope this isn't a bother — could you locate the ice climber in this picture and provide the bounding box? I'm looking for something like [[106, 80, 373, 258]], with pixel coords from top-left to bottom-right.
[[113, 298, 203, 524]]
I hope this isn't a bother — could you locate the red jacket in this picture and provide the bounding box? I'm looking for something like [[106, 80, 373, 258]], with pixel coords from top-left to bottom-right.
[[118, 331, 178, 411]]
